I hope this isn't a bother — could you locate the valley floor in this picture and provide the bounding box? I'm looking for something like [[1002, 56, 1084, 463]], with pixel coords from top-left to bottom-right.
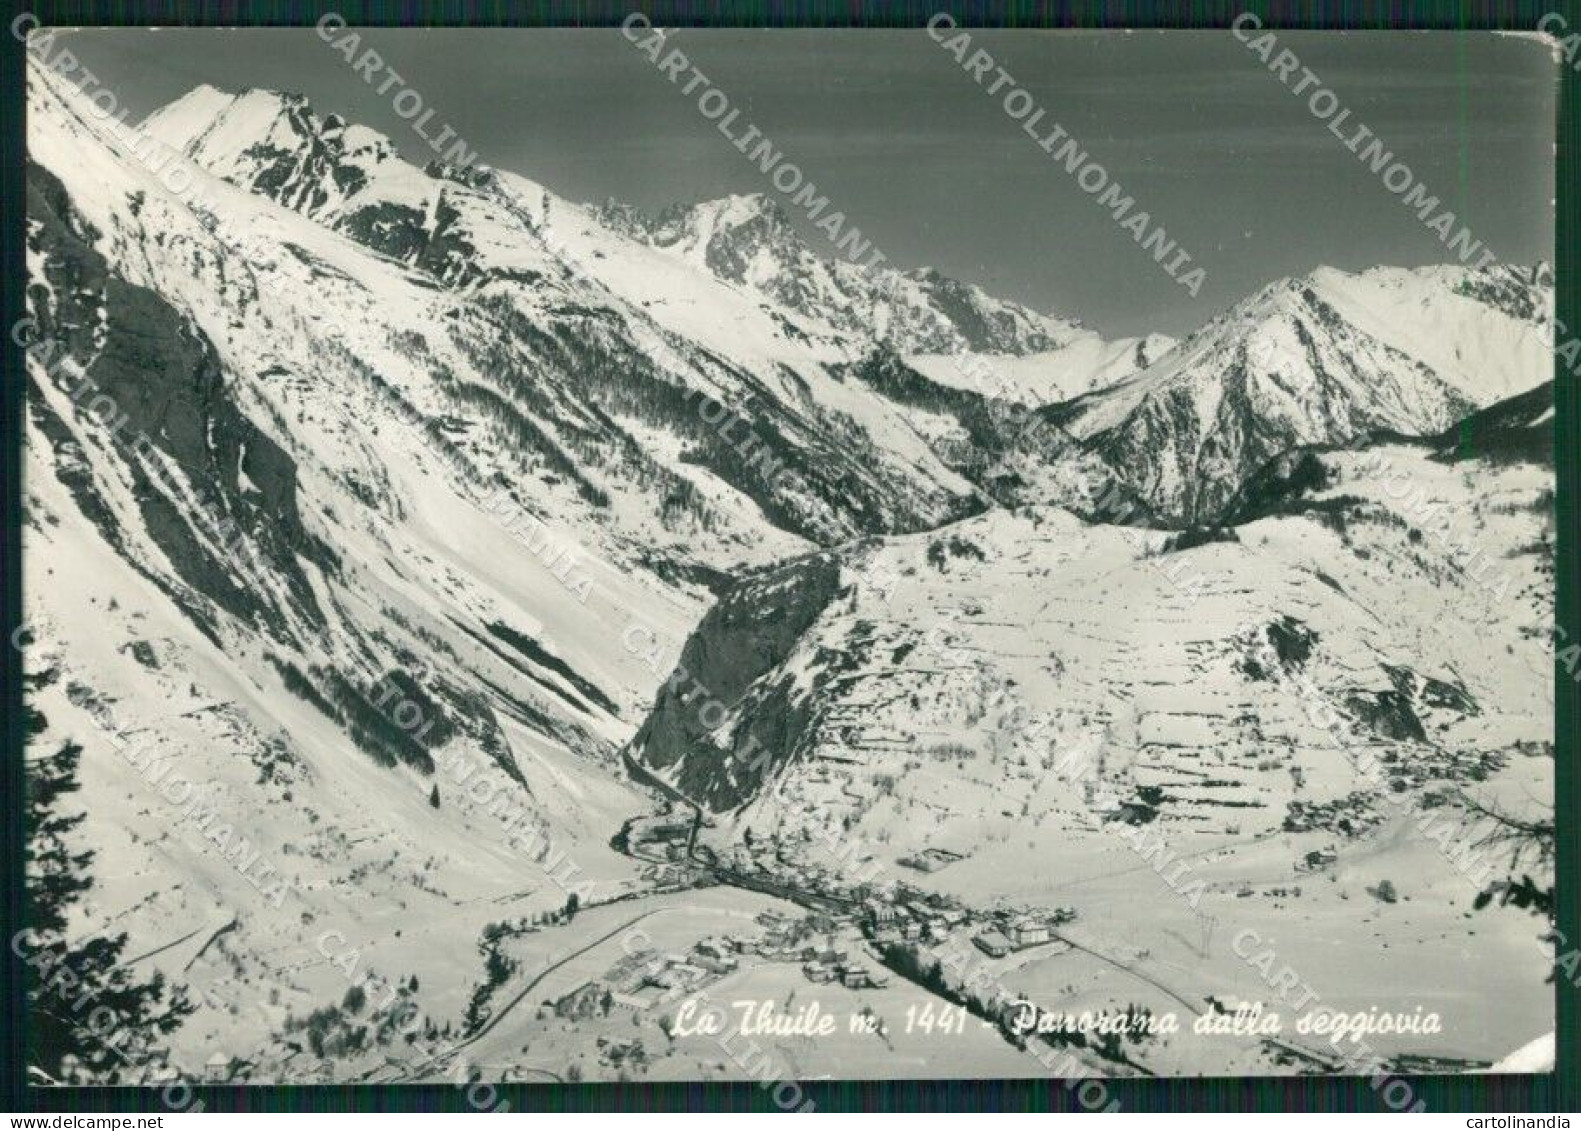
[[360, 748, 1551, 1085]]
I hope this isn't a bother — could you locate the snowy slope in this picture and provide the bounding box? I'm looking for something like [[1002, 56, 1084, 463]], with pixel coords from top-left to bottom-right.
[[600, 193, 1089, 356], [139, 85, 993, 546], [907, 331, 1176, 405]]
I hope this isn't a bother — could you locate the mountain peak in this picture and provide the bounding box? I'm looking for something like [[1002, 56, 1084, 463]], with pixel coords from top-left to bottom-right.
[[136, 82, 244, 150], [711, 191, 790, 227], [140, 82, 401, 217], [237, 86, 311, 107], [143, 81, 399, 159], [667, 191, 795, 239], [1060, 258, 1552, 523]]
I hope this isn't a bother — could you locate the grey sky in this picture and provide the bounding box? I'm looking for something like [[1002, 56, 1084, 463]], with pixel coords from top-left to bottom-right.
[[45, 28, 1556, 336]]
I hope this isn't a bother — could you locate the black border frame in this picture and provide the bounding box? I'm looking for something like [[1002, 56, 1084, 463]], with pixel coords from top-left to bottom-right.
[[1, 0, 1574, 1112]]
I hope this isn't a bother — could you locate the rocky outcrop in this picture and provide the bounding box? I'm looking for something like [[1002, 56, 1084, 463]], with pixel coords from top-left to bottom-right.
[[629, 553, 843, 811]]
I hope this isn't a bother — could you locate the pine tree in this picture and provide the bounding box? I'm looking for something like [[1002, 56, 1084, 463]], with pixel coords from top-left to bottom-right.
[[26, 737, 191, 1082], [429, 784, 440, 809]]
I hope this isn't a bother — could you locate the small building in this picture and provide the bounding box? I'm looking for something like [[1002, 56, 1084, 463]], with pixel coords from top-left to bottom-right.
[[694, 950, 738, 975], [614, 965, 652, 994], [206, 1052, 237, 1083], [611, 990, 656, 1013], [973, 930, 1012, 959], [651, 963, 710, 992], [841, 965, 877, 989], [1008, 918, 1050, 948]]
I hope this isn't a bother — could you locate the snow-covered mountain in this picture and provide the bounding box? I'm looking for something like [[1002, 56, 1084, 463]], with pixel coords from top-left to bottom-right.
[[135, 79, 1007, 550], [141, 85, 1107, 367], [131, 82, 1191, 536], [1047, 265, 1553, 525], [599, 194, 1078, 354], [30, 62, 1138, 1076], [139, 81, 1553, 539], [140, 84, 409, 222], [23, 61, 1556, 1082], [905, 331, 1176, 405], [601, 192, 1178, 405]]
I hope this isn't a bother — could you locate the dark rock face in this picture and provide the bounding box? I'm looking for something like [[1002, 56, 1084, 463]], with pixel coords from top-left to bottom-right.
[[1237, 617, 1318, 682], [1384, 663, 1479, 718], [1454, 264, 1550, 323], [336, 200, 432, 263], [1222, 449, 1337, 526], [1266, 616, 1317, 668], [905, 268, 1065, 354], [26, 161, 333, 642], [337, 194, 486, 288], [225, 94, 396, 217], [1343, 690, 1428, 743], [629, 553, 843, 811]]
